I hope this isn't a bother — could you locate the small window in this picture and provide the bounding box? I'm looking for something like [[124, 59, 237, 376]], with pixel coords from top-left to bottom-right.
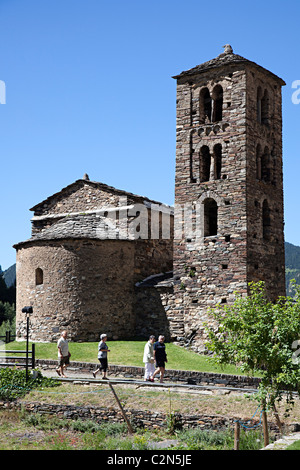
[[262, 200, 271, 240], [213, 144, 222, 180], [261, 89, 269, 125], [200, 145, 211, 182], [256, 144, 261, 180], [199, 87, 212, 123], [35, 268, 43, 286], [257, 87, 262, 123], [261, 146, 271, 182], [212, 85, 223, 122], [203, 198, 218, 236]]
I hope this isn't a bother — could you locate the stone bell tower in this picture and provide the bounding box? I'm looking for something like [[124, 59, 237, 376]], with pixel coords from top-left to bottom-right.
[[172, 45, 286, 351]]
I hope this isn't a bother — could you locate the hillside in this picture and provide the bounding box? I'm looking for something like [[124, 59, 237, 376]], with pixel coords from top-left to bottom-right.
[[285, 242, 300, 296], [3, 264, 16, 288]]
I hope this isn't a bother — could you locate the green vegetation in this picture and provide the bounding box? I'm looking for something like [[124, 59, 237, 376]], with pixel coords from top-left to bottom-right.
[[286, 440, 300, 450], [1, 339, 242, 375], [0, 368, 59, 401], [0, 408, 267, 450], [206, 281, 300, 421]]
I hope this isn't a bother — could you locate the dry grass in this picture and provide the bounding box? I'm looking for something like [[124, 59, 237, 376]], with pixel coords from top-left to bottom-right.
[[23, 381, 300, 426]]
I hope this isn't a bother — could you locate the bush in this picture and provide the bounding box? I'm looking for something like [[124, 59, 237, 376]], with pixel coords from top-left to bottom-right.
[[0, 367, 60, 401]]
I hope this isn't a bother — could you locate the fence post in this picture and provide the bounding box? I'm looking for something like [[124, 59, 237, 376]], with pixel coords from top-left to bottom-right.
[[234, 421, 240, 450], [32, 344, 35, 369], [5, 331, 10, 343], [108, 381, 134, 434], [262, 409, 269, 447]]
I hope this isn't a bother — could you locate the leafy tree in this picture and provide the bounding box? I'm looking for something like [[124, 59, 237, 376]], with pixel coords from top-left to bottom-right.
[[0, 275, 16, 305], [205, 282, 300, 424]]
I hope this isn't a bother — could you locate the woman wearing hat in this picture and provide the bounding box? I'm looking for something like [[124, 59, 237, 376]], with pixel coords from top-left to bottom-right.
[[93, 334, 110, 379]]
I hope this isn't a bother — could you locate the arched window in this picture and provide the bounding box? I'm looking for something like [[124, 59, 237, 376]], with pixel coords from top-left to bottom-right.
[[200, 145, 211, 182], [212, 85, 223, 122], [213, 144, 222, 179], [261, 146, 271, 182], [257, 87, 262, 123], [189, 131, 196, 183], [261, 89, 269, 125], [203, 198, 218, 236], [199, 87, 212, 123], [262, 200, 271, 240], [35, 268, 43, 286], [256, 144, 262, 179], [257, 87, 269, 125]]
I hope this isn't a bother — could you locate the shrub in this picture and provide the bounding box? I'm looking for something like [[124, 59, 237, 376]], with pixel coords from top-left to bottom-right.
[[0, 367, 60, 401]]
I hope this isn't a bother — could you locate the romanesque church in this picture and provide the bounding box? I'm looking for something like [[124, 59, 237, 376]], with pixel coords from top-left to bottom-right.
[[14, 46, 286, 352]]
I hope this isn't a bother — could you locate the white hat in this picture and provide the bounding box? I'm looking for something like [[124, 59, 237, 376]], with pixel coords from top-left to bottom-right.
[[100, 334, 107, 339]]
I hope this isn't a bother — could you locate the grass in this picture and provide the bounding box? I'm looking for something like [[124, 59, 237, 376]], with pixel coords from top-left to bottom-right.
[[0, 408, 267, 450], [286, 440, 300, 450], [1, 340, 245, 375]]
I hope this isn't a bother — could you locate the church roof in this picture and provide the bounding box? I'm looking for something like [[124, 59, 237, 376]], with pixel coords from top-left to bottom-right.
[[30, 176, 172, 213], [135, 271, 175, 288], [13, 212, 130, 247], [173, 45, 285, 85]]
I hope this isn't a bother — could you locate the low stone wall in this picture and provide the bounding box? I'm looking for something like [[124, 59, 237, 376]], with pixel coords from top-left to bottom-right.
[[36, 359, 262, 389], [2, 400, 275, 434]]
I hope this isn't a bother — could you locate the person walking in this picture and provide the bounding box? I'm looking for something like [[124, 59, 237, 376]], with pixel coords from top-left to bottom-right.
[[143, 335, 156, 381], [93, 334, 110, 379], [56, 330, 71, 378], [151, 335, 167, 383]]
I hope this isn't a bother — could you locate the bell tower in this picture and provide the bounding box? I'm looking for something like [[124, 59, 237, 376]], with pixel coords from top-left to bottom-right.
[[172, 45, 286, 351]]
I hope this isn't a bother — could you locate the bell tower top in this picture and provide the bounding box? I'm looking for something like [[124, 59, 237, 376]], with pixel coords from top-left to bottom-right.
[[172, 45, 285, 86]]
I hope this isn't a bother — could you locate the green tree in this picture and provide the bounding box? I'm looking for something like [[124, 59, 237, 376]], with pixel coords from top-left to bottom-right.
[[205, 282, 300, 423], [0, 275, 16, 305]]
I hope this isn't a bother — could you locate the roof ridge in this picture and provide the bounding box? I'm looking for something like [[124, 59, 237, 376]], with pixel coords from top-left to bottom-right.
[[172, 45, 285, 85]]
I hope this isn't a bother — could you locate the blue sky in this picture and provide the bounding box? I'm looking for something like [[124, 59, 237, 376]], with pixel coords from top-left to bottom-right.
[[0, 0, 300, 270]]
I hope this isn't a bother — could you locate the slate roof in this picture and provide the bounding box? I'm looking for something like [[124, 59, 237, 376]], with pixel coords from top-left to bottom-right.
[[173, 45, 285, 85], [135, 271, 175, 288], [30, 177, 172, 213], [13, 213, 131, 247]]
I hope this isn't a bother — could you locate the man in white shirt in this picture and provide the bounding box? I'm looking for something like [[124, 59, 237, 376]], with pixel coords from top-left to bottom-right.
[[56, 330, 70, 377], [143, 335, 156, 381]]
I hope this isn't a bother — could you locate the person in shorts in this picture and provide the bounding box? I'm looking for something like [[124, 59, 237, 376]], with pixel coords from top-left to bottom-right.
[[93, 334, 110, 379], [56, 330, 70, 377], [151, 335, 168, 383]]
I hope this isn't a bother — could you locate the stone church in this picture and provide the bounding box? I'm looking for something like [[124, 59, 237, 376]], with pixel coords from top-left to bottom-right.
[[14, 45, 286, 352]]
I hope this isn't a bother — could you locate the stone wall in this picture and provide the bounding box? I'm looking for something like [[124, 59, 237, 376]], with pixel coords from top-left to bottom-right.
[[16, 239, 136, 342], [16, 236, 173, 343], [173, 65, 248, 352], [10, 401, 268, 433], [245, 68, 286, 300], [172, 50, 286, 353]]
